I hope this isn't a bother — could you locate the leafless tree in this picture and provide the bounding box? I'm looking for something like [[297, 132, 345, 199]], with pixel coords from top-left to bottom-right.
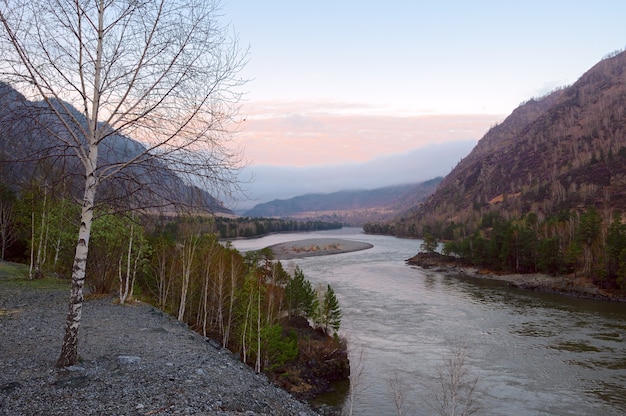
[[118, 214, 147, 305], [0, 0, 246, 367], [427, 345, 481, 416], [342, 344, 368, 416], [387, 371, 413, 416], [0, 193, 16, 260]]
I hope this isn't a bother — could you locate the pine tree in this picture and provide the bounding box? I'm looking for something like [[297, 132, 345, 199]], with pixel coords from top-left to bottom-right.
[[286, 266, 317, 319], [320, 284, 342, 335], [420, 232, 438, 253]]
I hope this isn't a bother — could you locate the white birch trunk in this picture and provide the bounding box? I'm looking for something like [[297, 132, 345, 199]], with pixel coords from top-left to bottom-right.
[[28, 211, 35, 280], [200, 266, 210, 337], [178, 233, 199, 321], [178, 264, 191, 321], [119, 222, 135, 305], [216, 258, 225, 338], [0, 201, 12, 260], [255, 278, 261, 373], [242, 292, 252, 365], [34, 189, 47, 278], [53, 233, 62, 268], [223, 258, 238, 348], [56, 0, 104, 366], [159, 257, 172, 311], [56, 148, 98, 367], [128, 236, 142, 302]]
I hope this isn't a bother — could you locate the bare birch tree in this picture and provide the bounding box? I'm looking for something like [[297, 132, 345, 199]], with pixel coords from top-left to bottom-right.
[[223, 250, 242, 347], [427, 345, 481, 416], [343, 344, 368, 416], [0, 184, 16, 260], [118, 215, 147, 305], [387, 371, 412, 416], [0, 0, 246, 367], [177, 222, 202, 322]]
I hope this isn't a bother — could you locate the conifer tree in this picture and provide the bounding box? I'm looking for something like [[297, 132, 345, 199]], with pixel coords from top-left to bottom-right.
[[286, 266, 317, 319], [319, 284, 342, 335]]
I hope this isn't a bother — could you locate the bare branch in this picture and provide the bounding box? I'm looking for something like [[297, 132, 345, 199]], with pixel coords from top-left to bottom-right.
[[0, 0, 247, 367]]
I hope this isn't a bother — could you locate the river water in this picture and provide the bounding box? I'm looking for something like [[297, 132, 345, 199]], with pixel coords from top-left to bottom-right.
[[230, 228, 626, 415]]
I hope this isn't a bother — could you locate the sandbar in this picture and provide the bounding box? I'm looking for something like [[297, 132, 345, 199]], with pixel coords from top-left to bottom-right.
[[267, 238, 373, 260]]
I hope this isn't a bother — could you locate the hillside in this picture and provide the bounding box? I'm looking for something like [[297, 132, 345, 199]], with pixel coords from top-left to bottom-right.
[[0, 82, 232, 215], [244, 178, 442, 225], [378, 49, 626, 239], [0, 278, 321, 415]]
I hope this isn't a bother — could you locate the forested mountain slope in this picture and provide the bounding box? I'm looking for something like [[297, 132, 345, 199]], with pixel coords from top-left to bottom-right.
[[375, 49, 626, 240], [0, 82, 232, 215], [245, 178, 442, 226]]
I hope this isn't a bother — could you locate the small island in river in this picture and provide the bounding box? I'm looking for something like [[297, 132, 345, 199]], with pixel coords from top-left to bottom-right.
[[267, 238, 373, 260]]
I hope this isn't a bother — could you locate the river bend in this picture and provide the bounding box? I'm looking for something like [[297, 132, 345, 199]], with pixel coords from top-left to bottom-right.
[[230, 228, 626, 415]]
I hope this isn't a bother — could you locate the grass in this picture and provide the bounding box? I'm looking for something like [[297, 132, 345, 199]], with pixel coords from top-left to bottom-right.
[[0, 260, 69, 290], [0, 260, 29, 279]]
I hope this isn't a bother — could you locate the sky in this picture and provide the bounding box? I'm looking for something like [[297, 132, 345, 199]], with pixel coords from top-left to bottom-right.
[[221, 1, 626, 211]]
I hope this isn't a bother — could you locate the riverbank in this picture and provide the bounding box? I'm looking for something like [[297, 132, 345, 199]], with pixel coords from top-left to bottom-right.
[[407, 252, 626, 302], [267, 238, 373, 260], [0, 278, 323, 415]]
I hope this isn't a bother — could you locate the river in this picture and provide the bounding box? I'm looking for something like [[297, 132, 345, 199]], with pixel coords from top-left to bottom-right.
[[229, 228, 626, 415]]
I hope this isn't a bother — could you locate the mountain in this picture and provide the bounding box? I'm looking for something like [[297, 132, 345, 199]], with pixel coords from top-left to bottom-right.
[[244, 178, 442, 225], [376, 49, 626, 239], [0, 82, 233, 215]]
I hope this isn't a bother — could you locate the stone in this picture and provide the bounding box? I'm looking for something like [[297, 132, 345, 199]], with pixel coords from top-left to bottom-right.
[[55, 375, 90, 388], [1, 381, 22, 392], [116, 355, 141, 365]]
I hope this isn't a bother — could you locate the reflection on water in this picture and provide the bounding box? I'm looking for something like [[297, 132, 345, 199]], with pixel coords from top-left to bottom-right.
[[230, 228, 626, 416], [310, 379, 350, 408]]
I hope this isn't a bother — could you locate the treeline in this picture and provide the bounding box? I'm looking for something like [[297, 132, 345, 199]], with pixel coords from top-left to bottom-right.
[[211, 216, 342, 239], [418, 209, 626, 290], [0, 183, 347, 395]]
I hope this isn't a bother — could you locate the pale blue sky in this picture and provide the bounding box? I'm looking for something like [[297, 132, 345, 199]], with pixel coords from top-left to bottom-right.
[[221, 1, 626, 210], [224, 0, 626, 115]]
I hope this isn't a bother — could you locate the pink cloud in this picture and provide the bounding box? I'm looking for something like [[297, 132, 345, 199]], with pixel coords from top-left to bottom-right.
[[235, 100, 504, 166]]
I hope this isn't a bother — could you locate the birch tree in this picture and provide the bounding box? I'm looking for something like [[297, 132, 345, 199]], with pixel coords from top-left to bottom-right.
[[177, 221, 202, 322], [118, 215, 148, 305], [427, 345, 481, 416], [0, 184, 16, 260], [0, 0, 246, 367]]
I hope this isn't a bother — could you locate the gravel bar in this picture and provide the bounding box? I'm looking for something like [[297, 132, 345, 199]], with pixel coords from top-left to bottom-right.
[[267, 238, 373, 260]]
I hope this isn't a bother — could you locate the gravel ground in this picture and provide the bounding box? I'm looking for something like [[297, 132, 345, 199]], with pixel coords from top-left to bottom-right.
[[0, 282, 321, 416]]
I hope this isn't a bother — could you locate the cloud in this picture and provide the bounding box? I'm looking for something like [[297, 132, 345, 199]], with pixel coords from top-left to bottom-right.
[[230, 140, 477, 211], [234, 100, 502, 166]]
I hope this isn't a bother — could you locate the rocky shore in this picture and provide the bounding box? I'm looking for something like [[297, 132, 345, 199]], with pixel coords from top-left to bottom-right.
[[0, 281, 323, 416], [407, 252, 626, 302]]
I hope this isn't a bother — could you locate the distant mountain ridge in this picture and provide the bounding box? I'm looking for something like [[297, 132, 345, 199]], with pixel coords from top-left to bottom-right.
[[0, 82, 232, 215], [379, 49, 626, 238], [244, 178, 442, 225]]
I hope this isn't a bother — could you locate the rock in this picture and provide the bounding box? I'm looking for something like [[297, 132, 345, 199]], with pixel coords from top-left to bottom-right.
[[54, 375, 90, 388], [207, 338, 222, 349], [116, 355, 141, 364], [406, 251, 460, 269], [1, 381, 22, 392]]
